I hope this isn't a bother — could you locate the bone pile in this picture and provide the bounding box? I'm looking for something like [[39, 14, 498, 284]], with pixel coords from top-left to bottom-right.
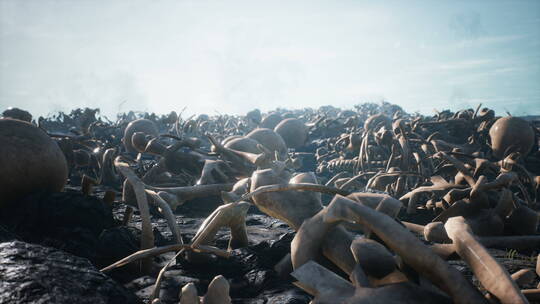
[[1, 103, 539, 304]]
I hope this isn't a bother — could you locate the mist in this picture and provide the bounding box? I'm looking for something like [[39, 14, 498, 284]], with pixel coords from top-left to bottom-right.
[[1, 0, 539, 118]]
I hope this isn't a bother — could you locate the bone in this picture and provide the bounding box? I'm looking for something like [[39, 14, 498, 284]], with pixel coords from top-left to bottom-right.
[[290, 207, 339, 270], [190, 202, 251, 251], [323, 195, 486, 303], [100, 243, 230, 273], [291, 260, 355, 301], [522, 289, 540, 302], [179, 283, 200, 304], [423, 222, 451, 243], [147, 183, 235, 209], [114, 157, 155, 272], [349, 237, 397, 279], [202, 275, 231, 304], [511, 268, 537, 287], [444, 216, 528, 304], [250, 169, 356, 274], [293, 261, 452, 304], [146, 190, 184, 245]]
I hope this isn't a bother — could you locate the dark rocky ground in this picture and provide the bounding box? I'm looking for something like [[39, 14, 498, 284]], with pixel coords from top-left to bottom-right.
[[1, 185, 538, 304], [0, 186, 313, 304]]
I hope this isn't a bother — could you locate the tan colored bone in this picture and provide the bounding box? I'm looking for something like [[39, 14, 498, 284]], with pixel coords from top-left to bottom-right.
[[511, 268, 536, 287], [115, 157, 154, 272], [146, 190, 183, 245], [444, 216, 528, 304], [179, 283, 200, 304], [100, 243, 229, 273], [349, 237, 397, 280], [202, 275, 231, 304], [290, 260, 355, 303], [249, 169, 356, 274], [191, 202, 251, 251], [323, 195, 486, 304], [147, 183, 235, 209], [293, 261, 452, 304], [424, 222, 451, 243], [290, 208, 340, 270]]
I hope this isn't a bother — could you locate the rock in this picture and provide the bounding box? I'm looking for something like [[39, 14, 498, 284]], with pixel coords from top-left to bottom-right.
[[0, 190, 116, 262], [265, 289, 311, 304], [0, 241, 141, 304], [96, 225, 169, 272], [0, 225, 18, 242]]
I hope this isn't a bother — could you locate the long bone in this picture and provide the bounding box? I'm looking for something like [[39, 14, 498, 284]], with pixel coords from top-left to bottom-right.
[[209, 135, 273, 169], [145, 190, 183, 245], [245, 170, 406, 274], [147, 203, 247, 302], [399, 175, 465, 214], [323, 195, 486, 303], [249, 169, 356, 273], [148, 183, 235, 209], [144, 138, 206, 176], [197, 159, 234, 185], [114, 156, 154, 272], [190, 201, 251, 250], [444, 216, 528, 304], [349, 237, 403, 286], [433, 152, 476, 186], [100, 243, 229, 273], [291, 260, 355, 303], [292, 261, 453, 304], [290, 207, 342, 271]]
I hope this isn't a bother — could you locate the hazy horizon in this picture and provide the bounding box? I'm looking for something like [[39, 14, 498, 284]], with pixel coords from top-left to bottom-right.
[[1, 0, 539, 119]]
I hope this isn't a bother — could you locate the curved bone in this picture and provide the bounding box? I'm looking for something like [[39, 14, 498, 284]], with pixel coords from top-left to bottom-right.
[[250, 169, 357, 274], [323, 195, 486, 304], [114, 157, 154, 272], [290, 208, 339, 270], [291, 260, 355, 302], [424, 222, 451, 243], [444, 216, 528, 304], [100, 148, 118, 186], [399, 175, 465, 214], [347, 193, 402, 237], [434, 152, 476, 186], [221, 178, 250, 202], [289, 172, 322, 203], [494, 188, 515, 218], [207, 134, 263, 175], [197, 160, 234, 185], [148, 183, 234, 209], [511, 268, 536, 287], [100, 243, 229, 273], [350, 237, 396, 279], [293, 261, 452, 304], [191, 202, 251, 250], [146, 190, 183, 245]]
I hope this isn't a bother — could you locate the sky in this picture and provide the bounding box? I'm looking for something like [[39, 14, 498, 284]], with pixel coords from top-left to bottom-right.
[[0, 0, 539, 119]]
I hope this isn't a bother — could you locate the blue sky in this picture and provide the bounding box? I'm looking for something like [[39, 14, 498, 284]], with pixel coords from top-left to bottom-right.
[[0, 0, 539, 118]]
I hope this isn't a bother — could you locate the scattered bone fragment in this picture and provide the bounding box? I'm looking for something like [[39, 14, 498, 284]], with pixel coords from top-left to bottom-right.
[[179, 283, 199, 304]]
